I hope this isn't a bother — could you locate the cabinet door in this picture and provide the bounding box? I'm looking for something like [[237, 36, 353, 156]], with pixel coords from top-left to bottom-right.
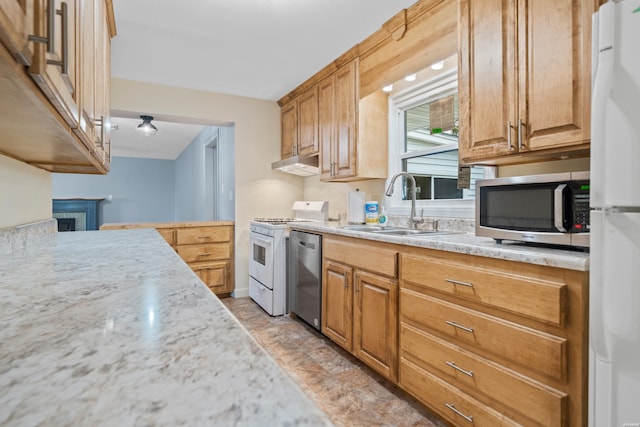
[[29, 0, 80, 129], [333, 60, 357, 179], [354, 270, 398, 381], [92, 0, 111, 167], [458, 0, 517, 163], [191, 261, 232, 295], [74, 0, 95, 151], [322, 260, 353, 352], [517, 0, 592, 152], [280, 100, 297, 159], [0, 0, 34, 64], [318, 73, 334, 179], [297, 86, 319, 156]]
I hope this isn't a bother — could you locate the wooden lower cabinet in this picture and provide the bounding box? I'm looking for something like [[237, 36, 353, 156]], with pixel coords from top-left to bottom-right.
[[321, 236, 399, 381], [320, 233, 588, 426], [401, 358, 521, 426], [100, 221, 235, 297], [322, 260, 353, 351], [353, 270, 398, 381], [399, 248, 588, 427], [191, 260, 233, 295]]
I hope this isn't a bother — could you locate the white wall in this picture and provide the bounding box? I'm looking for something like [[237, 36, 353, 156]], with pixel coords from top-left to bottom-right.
[[112, 78, 303, 297], [303, 176, 387, 219], [175, 125, 235, 222], [0, 155, 52, 229], [218, 126, 235, 220]]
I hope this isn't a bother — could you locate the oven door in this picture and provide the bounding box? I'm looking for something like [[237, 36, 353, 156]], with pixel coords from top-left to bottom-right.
[[249, 232, 274, 290]]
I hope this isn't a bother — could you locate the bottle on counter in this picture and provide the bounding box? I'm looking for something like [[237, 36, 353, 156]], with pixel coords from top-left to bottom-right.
[[378, 206, 388, 227]]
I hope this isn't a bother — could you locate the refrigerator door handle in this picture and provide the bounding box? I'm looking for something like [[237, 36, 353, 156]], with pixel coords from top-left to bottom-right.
[[554, 184, 567, 232], [590, 211, 612, 362]]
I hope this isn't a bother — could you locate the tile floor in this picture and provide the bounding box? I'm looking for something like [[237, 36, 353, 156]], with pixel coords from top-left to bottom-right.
[[222, 297, 447, 427]]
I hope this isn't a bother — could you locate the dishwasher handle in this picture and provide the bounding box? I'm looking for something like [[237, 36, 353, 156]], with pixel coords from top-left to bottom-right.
[[298, 240, 316, 250]]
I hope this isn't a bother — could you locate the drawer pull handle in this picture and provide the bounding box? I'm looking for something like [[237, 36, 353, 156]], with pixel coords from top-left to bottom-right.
[[446, 321, 474, 333], [445, 403, 474, 423], [445, 279, 473, 288], [197, 253, 212, 257], [445, 361, 474, 377], [197, 236, 211, 239]]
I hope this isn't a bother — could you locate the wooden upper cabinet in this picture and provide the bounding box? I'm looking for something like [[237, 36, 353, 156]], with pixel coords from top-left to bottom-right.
[[297, 86, 319, 156], [280, 100, 297, 159], [29, 0, 80, 129], [93, 0, 112, 166], [319, 58, 388, 182], [320, 60, 357, 180], [76, 0, 95, 147], [458, 0, 595, 164], [0, 0, 115, 174], [0, 0, 34, 64], [332, 60, 357, 179], [280, 86, 319, 159], [318, 73, 334, 178], [74, 0, 111, 167]]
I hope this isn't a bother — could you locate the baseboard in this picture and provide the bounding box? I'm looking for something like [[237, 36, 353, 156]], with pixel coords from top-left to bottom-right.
[[232, 287, 249, 298]]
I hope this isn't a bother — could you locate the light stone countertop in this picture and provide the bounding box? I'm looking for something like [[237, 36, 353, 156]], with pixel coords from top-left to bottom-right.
[[0, 228, 332, 427], [290, 222, 590, 272]]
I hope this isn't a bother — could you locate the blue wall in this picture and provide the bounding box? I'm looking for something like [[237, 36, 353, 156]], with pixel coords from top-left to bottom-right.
[[52, 156, 175, 225], [175, 126, 235, 221]]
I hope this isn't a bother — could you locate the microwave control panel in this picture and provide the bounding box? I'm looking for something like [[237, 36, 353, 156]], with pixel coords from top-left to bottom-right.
[[570, 181, 590, 232]]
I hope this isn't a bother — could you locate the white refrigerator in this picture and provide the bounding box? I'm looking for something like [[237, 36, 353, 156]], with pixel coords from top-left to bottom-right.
[[590, 1, 640, 426]]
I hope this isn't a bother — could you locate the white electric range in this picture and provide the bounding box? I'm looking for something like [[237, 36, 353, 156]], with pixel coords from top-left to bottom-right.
[[248, 201, 328, 316]]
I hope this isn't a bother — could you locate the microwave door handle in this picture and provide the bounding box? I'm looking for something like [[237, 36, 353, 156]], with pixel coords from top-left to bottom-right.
[[554, 184, 567, 232]]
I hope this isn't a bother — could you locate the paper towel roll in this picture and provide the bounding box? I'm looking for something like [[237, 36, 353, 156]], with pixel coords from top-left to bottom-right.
[[348, 191, 366, 224]]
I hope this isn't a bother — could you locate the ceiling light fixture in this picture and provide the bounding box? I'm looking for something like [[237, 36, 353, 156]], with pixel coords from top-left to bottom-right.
[[431, 61, 444, 70], [382, 84, 393, 93], [136, 115, 158, 136], [404, 73, 417, 82]]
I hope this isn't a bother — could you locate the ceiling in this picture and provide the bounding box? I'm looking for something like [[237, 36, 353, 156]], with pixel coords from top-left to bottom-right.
[[109, 0, 418, 160]]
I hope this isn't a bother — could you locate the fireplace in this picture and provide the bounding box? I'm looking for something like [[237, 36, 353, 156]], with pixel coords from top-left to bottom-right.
[[57, 218, 76, 232], [53, 199, 104, 232]]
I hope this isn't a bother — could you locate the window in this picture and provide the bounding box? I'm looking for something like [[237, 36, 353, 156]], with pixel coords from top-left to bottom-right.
[[387, 56, 493, 218]]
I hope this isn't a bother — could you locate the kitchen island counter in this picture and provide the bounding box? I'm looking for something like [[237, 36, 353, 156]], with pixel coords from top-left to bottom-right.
[[291, 222, 589, 271], [0, 228, 332, 426]]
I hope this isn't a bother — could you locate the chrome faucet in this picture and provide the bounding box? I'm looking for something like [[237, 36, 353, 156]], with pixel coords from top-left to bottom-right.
[[385, 172, 424, 229]]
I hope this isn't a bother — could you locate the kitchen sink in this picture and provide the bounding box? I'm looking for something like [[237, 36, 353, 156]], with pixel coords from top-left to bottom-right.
[[339, 225, 387, 232], [339, 225, 460, 236], [373, 229, 452, 236]]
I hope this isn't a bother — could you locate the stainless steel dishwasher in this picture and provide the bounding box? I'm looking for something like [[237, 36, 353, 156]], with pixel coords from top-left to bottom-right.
[[289, 230, 322, 330]]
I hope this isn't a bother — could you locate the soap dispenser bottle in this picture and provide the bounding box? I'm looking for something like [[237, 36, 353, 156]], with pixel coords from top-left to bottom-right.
[[378, 206, 389, 227]]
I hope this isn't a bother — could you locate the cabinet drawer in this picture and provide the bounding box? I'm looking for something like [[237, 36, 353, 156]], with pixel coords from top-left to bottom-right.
[[324, 237, 397, 278], [176, 227, 231, 245], [401, 289, 566, 380], [401, 324, 566, 426], [402, 254, 567, 325], [400, 358, 520, 427], [177, 243, 231, 263]]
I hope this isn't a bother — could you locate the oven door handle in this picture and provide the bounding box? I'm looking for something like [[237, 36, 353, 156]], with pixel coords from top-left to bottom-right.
[[251, 234, 273, 248], [554, 184, 567, 232]]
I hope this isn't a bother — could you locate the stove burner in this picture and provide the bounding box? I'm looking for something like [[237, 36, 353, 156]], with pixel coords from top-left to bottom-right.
[[253, 218, 312, 225]]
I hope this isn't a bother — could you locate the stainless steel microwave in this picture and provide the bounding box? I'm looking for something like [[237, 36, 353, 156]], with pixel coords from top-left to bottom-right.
[[476, 171, 590, 248]]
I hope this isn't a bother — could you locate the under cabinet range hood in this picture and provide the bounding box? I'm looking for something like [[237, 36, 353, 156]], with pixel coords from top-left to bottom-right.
[[271, 155, 319, 176]]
